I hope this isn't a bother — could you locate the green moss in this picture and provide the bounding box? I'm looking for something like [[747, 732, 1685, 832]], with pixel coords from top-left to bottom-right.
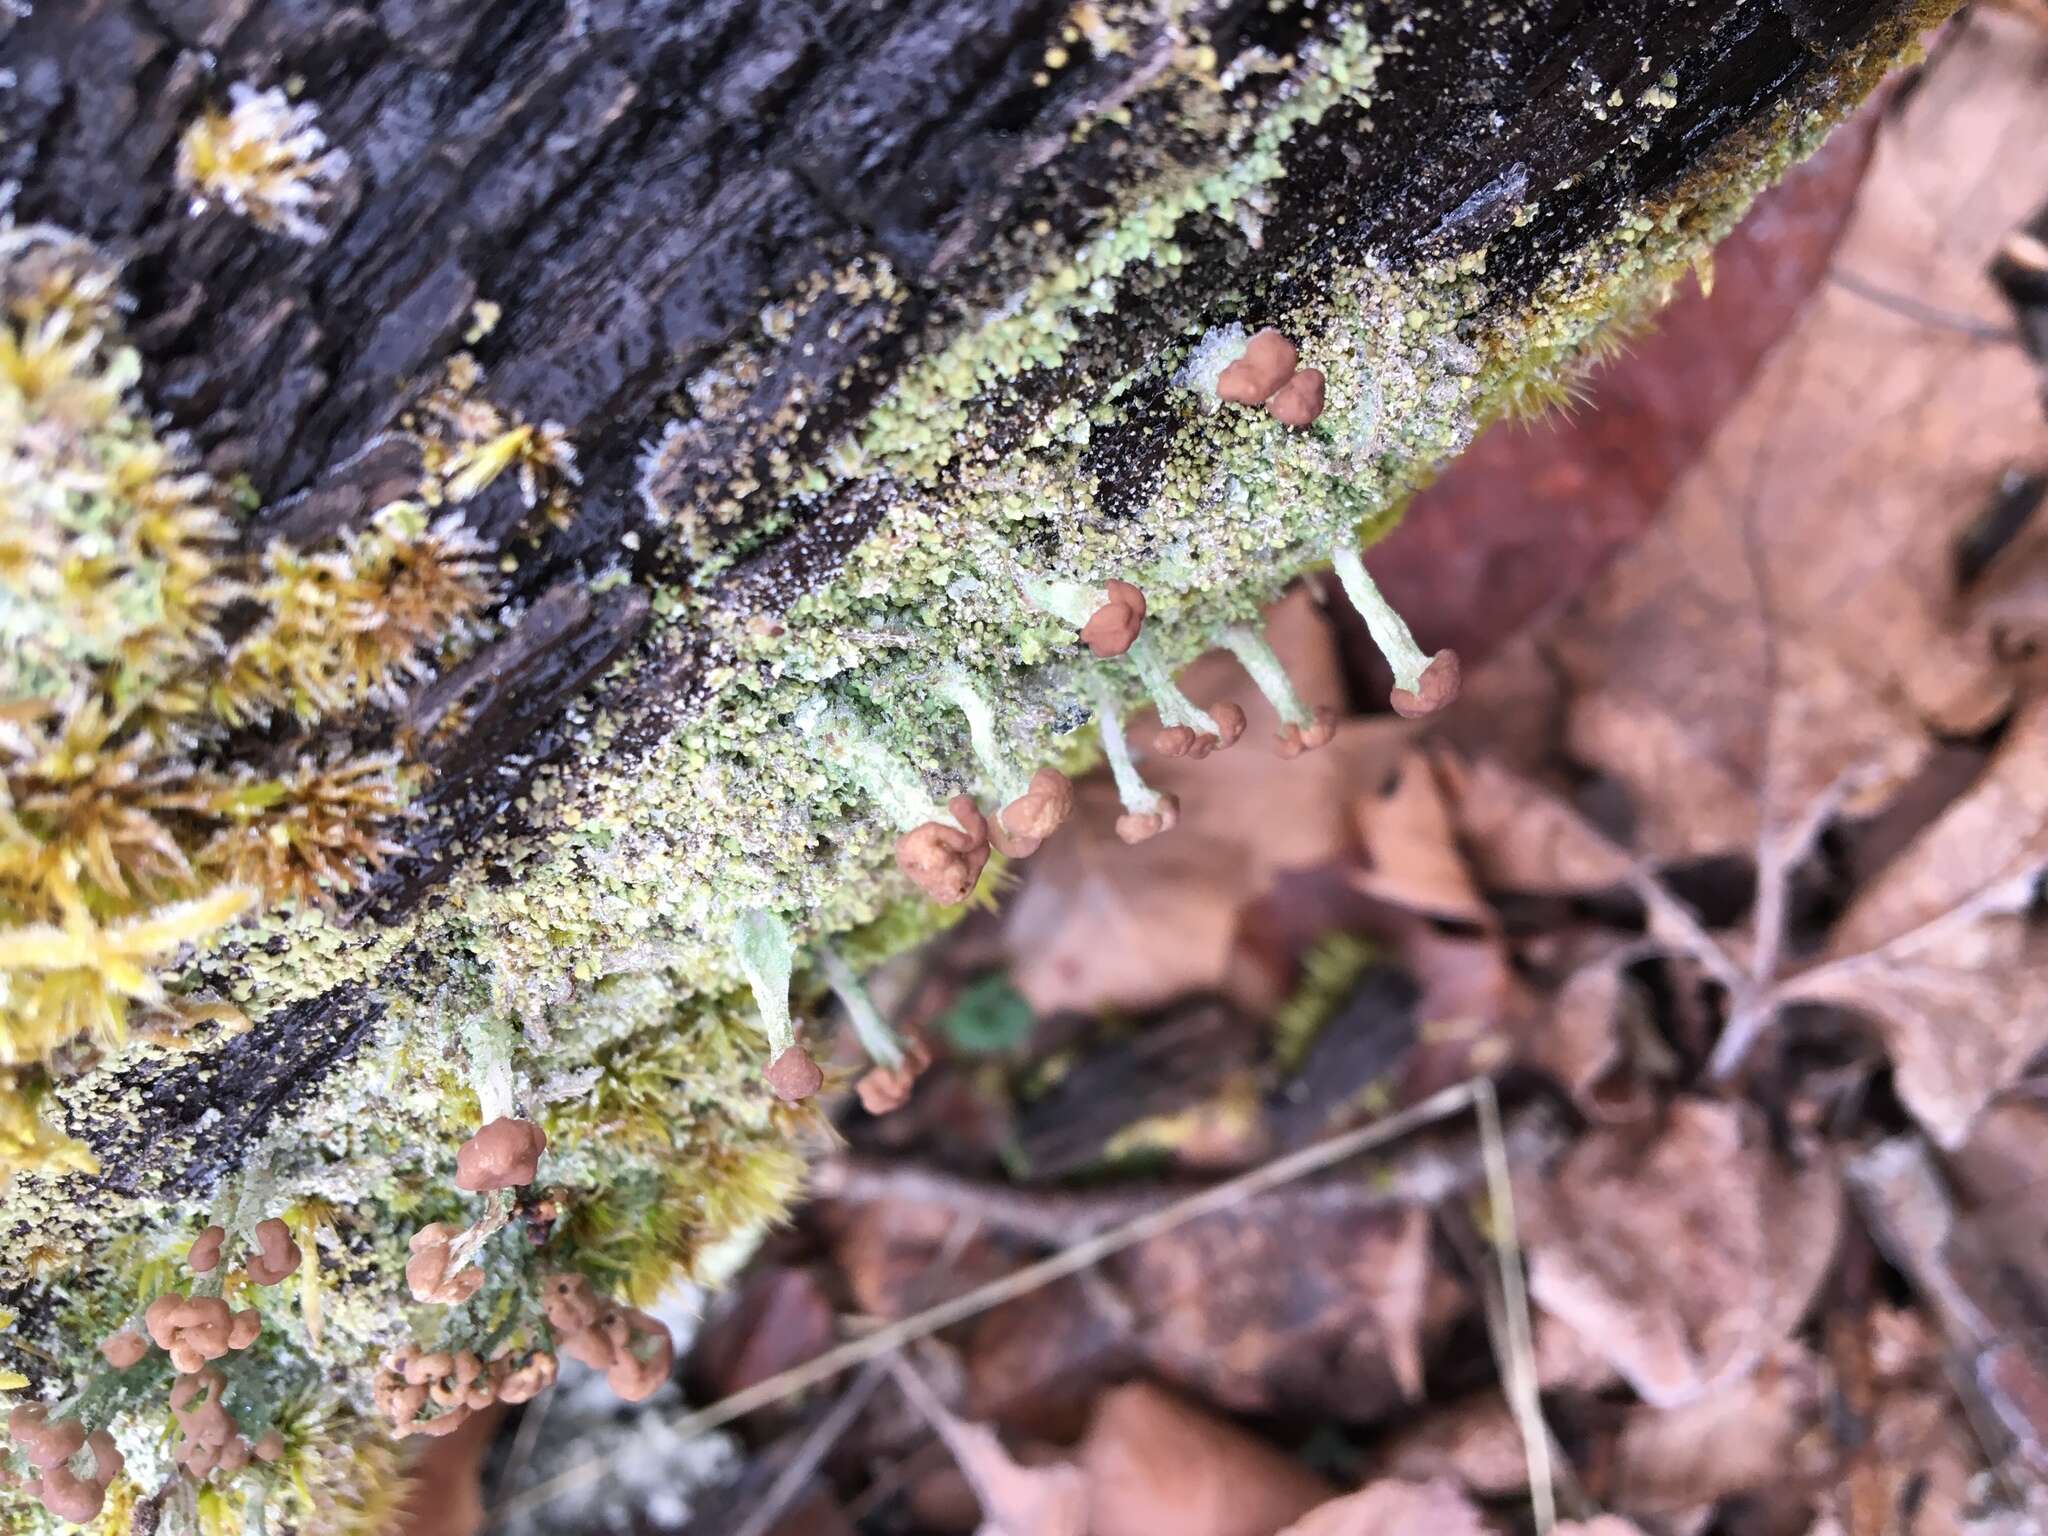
[[1270, 933, 1379, 1072]]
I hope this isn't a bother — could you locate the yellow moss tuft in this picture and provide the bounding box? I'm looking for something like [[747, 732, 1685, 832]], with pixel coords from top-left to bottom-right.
[[416, 354, 581, 523], [194, 753, 411, 908], [212, 508, 491, 726], [175, 84, 350, 245], [2, 695, 200, 902], [0, 1069, 97, 1187], [0, 874, 256, 1055]]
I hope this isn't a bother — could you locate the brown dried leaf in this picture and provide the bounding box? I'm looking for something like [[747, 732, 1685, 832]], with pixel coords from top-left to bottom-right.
[[1112, 1198, 1443, 1417], [1526, 955, 1658, 1125], [952, 1424, 1089, 1536], [1608, 1343, 1827, 1520], [1803, 1385, 1984, 1536], [689, 1267, 836, 1403], [1432, 753, 1632, 897], [1371, 1393, 1532, 1499], [1948, 1099, 2048, 1326], [1970, 517, 2048, 659], [892, 1360, 1089, 1536], [1351, 751, 1490, 923], [1364, 112, 1879, 673], [1536, 25, 2048, 866], [1080, 1381, 1333, 1536], [1777, 695, 2048, 1145], [1516, 1098, 1840, 1407], [1273, 1478, 1491, 1536]]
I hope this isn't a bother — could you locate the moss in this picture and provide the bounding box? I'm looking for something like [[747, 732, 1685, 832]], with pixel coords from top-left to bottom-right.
[[1270, 933, 1378, 1072]]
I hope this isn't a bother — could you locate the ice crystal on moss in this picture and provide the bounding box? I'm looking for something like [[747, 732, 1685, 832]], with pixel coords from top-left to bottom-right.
[[176, 84, 350, 244]]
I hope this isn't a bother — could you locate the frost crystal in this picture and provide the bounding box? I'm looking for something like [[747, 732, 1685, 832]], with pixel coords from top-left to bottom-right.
[[1176, 322, 1251, 404], [177, 84, 350, 244]]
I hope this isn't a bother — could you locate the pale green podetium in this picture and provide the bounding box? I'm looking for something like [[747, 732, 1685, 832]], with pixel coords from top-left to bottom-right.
[[935, 668, 1031, 806], [801, 698, 965, 836], [1221, 625, 1314, 733], [1125, 630, 1226, 739], [730, 908, 797, 1062], [1089, 672, 1173, 840], [1329, 544, 1432, 694], [817, 941, 905, 1071], [1015, 567, 1108, 631]]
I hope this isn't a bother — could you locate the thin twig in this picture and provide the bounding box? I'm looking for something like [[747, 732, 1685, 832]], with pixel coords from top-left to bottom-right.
[[1474, 1078, 1556, 1536], [490, 1078, 1490, 1520], [811, 1109, 1563, 1244], [727, 1362, 890, 1536], [627, 1214, 982, 1536], [882, 1355, 1002, 1510], [495, 1381, 556, 1507], [1828, 268, 2019, 344]]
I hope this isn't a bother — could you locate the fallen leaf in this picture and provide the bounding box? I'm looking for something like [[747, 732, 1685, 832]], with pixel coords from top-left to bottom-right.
[[964, 1277, 1134, 1431], [1525, 954, 1659, 1125], [1351, 751, 1490, 923], [1536, 38, 2046, 867], [1531, 1307, 1623, 1394], [1079, 1380, 1334, 1536], [1607, 1343, 1827, 1521], [1364, 107, 1880, 672], [890, 1357, 1090, 1536], [1516, 1097, 1840, 1407], [1969, 513, 2048, 659], [1802, 1384, 1985, 1536], [817, 1199, 1008, 1321], [1432, 752, 1632, 898], [1371, 1393, 1532, 1499], [1273, 1478, 1491, 1536], [1946, 1099, 2048, 1330], [1396, 922, 1530, 1096], [1395, 20, 2048, 1147], [1003, 778, 1253, 1017], [1775, 695, 2048, 1145], [689, 1267, 836, 1402], [1112, 1198, 1445, 1417]]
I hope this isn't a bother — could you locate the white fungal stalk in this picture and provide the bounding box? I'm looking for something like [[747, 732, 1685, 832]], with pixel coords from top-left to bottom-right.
[[807, 704, 959, 833], [1221, 626, 1313, 729], [458, 1013, 519, 1123], [1015, 568, 1102, 628], [936, 668, 1029, 808], [731, 908, 797, 1059], [1330, 544, 1432, 692], [817, 943, 904, 1071], [1089, 674, 1164, 817], [1126, 631, 1221, 736]]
